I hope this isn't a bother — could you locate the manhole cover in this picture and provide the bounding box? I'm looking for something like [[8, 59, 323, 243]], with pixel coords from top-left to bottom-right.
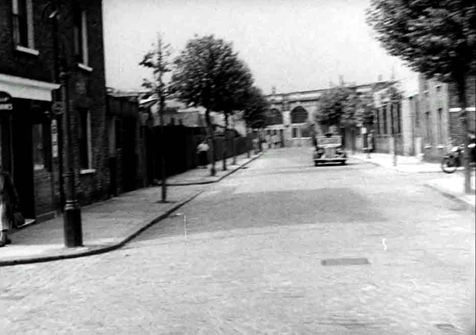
[[321, 258, 370, 266], [435, 324, 456, 331]]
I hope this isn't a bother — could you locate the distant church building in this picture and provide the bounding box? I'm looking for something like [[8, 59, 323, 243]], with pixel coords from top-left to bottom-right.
[[264, 81, 392, 147]]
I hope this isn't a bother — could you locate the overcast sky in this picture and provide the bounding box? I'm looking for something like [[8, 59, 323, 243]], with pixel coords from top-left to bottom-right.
[[103, 0, 415, 95]]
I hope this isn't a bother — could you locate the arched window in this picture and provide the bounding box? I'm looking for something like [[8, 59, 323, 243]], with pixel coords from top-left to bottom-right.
[[290, 106, 308, 124], [266, 108, 283, 125]]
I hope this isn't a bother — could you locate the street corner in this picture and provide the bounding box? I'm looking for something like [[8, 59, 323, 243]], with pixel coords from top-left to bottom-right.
[[424, 181, 475, 211]]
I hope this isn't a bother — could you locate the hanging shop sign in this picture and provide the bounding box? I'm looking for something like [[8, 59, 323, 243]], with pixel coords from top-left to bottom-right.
[[0, 91, 13, 111]]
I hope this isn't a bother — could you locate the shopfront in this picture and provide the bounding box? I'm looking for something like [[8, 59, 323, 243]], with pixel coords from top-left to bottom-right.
[[0, 74, 60, 224]]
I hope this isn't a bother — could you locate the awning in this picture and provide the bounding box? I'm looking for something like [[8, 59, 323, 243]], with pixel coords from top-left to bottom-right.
[[0, 73, 59, 102]]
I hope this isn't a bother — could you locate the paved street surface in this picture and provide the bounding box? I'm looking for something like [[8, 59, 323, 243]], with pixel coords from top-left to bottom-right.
[[1, 148, 474, 334]]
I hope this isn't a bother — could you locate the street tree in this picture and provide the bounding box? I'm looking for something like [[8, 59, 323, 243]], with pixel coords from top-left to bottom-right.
[[313, 86, 354, 131], [170, 35, 253, 176], [367, 0, 476, 193], [214, 58, 253, 171], [139, 33, 171, 202], [242, 86, 269, 155]]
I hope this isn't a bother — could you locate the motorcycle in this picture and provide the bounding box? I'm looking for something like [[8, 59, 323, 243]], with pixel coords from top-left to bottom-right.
[[441, 142, 476, 173]]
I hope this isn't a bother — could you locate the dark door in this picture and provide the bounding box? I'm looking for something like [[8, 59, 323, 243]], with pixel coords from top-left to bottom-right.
[[11, 115, 36, 218]]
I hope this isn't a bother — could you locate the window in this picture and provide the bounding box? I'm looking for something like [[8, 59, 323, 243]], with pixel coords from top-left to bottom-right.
[[383, 105, 388, 134], [12, 0, 35, 49], [415, 99, 420, 128], [79, 109, 92, 170], [437, 108, 443, 144], [376, 108, 380, 135], [74, 10, 89, 65], [395, 102, 401, 134], [292, 127, 298, 138], [301, 126, 310, 138], [426, 111, 431, 144], [422, 78, 429, 92]]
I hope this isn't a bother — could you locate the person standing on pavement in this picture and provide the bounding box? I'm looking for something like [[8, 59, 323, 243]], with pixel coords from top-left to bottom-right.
[[0, 168, 22, 247], [197, 139, 210, 169]]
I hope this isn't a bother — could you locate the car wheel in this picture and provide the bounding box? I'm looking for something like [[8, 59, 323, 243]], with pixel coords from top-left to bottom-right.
[[314, 162, 319, 167]]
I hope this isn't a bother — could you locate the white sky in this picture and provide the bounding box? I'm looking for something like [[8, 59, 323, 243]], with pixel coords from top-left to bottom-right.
[[103, 0, 415, 94]]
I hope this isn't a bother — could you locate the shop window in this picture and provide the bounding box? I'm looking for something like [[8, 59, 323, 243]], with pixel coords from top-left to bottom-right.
[[12, 0, 35, 49], [79, 109, 92, 170], [74, 9, 89, 66]]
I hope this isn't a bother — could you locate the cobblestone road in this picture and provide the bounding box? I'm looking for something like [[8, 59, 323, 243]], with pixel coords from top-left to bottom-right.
[[1, 148, 474, 334]]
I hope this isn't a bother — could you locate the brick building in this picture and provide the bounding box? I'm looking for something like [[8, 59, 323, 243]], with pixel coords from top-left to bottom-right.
[[0, 0, 108, 223], [418, 75, 475, 162], [372, 75, 420, 157], [265, 81, 392, 148]]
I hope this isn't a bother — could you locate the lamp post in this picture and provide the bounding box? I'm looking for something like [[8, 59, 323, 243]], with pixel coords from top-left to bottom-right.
[[60, 69, 83, 247], [47, 1, 83, 247]]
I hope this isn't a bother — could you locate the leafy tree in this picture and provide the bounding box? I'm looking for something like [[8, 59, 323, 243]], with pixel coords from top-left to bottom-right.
[[240, 86, 268, 155], [139, 33, 171, 202], [367, 0, 476, 193], [313, 86, 354, 128], [242, 86, 268, 129], [170, 35, 253, 176]]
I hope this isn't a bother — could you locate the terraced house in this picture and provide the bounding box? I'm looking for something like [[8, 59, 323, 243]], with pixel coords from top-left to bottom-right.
[[0, 0, 108, 224]]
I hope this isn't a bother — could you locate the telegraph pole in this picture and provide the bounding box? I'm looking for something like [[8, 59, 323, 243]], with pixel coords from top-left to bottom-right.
[[391, 102, 397, 167], [157, 32, 167, 202]]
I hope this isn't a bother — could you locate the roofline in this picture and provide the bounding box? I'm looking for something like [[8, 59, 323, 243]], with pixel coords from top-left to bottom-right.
[[265, 80, 396, 97]]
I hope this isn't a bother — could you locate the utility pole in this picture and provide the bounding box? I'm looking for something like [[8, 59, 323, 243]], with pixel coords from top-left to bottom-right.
[[49, 0, 82, 247], [156, 32, 167, 202], [391, 102, 397, 167]]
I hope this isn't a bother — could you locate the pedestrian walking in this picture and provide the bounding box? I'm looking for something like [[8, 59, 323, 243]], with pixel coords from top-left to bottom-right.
[[0, 169, 23, 247], [196, 139, 210, 168]]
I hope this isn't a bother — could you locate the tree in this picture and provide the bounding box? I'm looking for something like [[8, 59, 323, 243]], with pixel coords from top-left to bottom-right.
[[170, 35, 253, 176], [139, 33, 171, 202], [313, 86, 354, 130], [214, 56, 253, 171], [367, 0, 476, 193], [242, 86, 268, 129], [241, 86, 269, 155]]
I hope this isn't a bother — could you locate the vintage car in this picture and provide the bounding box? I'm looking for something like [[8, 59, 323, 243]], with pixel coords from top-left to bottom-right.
[[313, 135, 347, 166]]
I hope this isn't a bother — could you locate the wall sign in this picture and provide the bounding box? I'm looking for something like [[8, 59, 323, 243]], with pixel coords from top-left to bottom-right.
[[0, 91, 13, 111], [51, 119, 58, 158]]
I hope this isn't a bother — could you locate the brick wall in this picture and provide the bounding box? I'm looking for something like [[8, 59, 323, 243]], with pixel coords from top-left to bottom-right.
[[0, 0, 55, 82], [417, 75, 451, 161], [448, 76, 476, 146]]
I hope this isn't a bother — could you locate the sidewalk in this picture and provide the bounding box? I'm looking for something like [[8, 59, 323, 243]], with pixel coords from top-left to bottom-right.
[[0, 153, 262, 267], [353, 152, 475, 210]]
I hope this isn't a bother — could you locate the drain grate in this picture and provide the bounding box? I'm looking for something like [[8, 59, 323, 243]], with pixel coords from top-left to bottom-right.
[[321, 258, 370, 266]]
